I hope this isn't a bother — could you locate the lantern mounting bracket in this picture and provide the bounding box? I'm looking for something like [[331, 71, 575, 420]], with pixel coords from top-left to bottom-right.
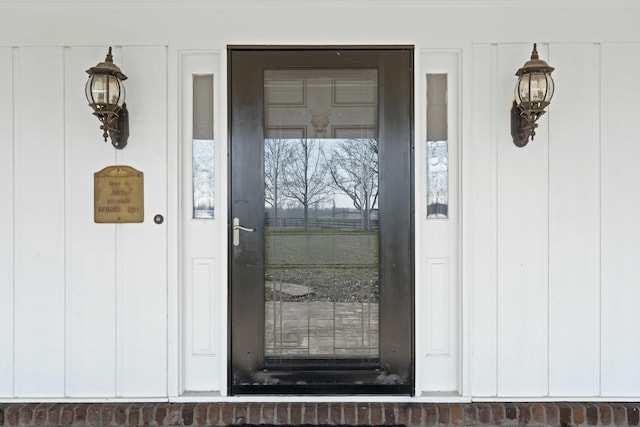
[[510, 100, 548, 147], [114, 103, 129, 149], [511, 101, 530, 147]]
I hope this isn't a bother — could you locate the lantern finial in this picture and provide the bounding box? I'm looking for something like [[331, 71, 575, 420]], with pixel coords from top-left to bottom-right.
[[105, 47, 114, 63], [531, 43, 539, 60]]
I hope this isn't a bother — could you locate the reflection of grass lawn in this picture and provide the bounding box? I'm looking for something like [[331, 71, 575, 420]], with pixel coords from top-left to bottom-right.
[[265, 229, 379, 302]]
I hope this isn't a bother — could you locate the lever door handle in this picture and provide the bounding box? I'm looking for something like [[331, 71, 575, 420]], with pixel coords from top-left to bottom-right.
[[233, 217, 255, 247]]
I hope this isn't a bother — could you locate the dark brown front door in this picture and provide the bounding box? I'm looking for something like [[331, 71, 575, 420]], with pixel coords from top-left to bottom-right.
[[229, 47, 414, 394]]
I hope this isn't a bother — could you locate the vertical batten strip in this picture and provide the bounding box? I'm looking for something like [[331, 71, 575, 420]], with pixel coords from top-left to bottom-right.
[[63, 45, 71, 398], [165, 45, 171, 398], [114, 45, 125, 398], [459, 42, 472, 397], [0, 46, 15, 398], [167, 44, 181, 398], [540, 43, 550, 398], [114, 46, 125, 399], [115, 209, 124, 394], [594, 42, 602, 397], [11, 46, 20, 400], [490, 43, 499, 398]]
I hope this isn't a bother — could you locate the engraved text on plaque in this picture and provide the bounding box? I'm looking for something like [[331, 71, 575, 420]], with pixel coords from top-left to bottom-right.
[[94, 165, 144, 223]]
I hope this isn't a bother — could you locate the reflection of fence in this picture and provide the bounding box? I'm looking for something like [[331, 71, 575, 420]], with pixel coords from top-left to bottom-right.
[[265, 217, 379, 230]]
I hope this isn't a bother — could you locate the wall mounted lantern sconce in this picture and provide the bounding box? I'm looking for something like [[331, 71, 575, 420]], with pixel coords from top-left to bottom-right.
[[85, 47, 129, 149], [511, 43, 555, 147]]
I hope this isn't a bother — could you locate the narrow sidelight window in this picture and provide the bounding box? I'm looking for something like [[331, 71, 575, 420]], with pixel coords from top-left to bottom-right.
[[193, 75, 215, 219], [426, 74, 448, 219]]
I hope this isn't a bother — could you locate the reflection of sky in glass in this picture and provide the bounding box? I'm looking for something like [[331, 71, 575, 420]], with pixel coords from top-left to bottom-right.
[[193, 139, 214, 218], [427, 140, 448, 218], [264, 138, 378, 211]]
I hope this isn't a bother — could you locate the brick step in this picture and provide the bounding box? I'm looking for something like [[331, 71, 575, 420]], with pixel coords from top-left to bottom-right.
[[1, 402, 638, 427]]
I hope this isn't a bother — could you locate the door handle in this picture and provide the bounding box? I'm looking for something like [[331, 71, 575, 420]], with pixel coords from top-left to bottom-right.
[[233, 217, 255, 247]]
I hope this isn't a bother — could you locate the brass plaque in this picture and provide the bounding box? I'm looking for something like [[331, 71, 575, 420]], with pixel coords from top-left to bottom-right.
[[94, 165, 144, 223]]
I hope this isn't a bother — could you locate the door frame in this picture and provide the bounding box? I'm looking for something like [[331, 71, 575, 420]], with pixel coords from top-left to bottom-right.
[[228, 46, 415, 395]]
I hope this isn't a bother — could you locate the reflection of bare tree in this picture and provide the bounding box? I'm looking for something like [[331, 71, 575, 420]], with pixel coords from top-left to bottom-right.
[[327, 139, 378, 230], [281, 139, 331, 230], [265, 138, 292, 227], [426, 140, 448, 218], [193, 139, 215, 218]]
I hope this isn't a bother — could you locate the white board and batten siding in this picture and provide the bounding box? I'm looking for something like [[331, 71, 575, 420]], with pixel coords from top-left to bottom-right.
[[469, 42, 640, 399], [600, 43, 640, 396], [0, 45, 168, 399], [1, 2, 640, 402]]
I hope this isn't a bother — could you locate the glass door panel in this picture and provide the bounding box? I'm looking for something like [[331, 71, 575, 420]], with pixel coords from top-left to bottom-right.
[[264, 70, 379, 362]]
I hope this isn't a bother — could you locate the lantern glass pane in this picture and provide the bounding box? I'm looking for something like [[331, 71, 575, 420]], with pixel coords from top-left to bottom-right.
[[118, 81, 126, 107], [528, 72, 548, 102], [108, 77, 122, 106], [90, 75, 110, 104], [544, 74, 554, 102], [516, 74, 530, 102], [85, 76, 94, 104]]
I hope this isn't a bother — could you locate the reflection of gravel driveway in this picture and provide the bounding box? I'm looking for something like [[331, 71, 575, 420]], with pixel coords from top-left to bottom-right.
[[265, 230, 379, 302], [265, 268, 378, 303]]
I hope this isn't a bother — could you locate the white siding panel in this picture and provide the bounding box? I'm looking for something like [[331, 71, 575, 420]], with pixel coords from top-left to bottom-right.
[[13, 47, 66, 397], [601, 43, 640, 396], [496, 44, 549, 397], [548, 43, 600, 396], [469, 43, 498, 397], [65, 47, 118, 397], [0, 47, 14, 397], [118, 46, 168, 397]]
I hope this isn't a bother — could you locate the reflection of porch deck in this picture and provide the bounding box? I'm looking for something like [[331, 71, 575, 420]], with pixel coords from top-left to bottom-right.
[[264, 301, 379, 356]]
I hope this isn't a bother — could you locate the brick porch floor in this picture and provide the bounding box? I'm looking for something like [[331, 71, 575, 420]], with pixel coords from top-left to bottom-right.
[[1, 401, 639, 426], [264, 301, 378, 356]]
